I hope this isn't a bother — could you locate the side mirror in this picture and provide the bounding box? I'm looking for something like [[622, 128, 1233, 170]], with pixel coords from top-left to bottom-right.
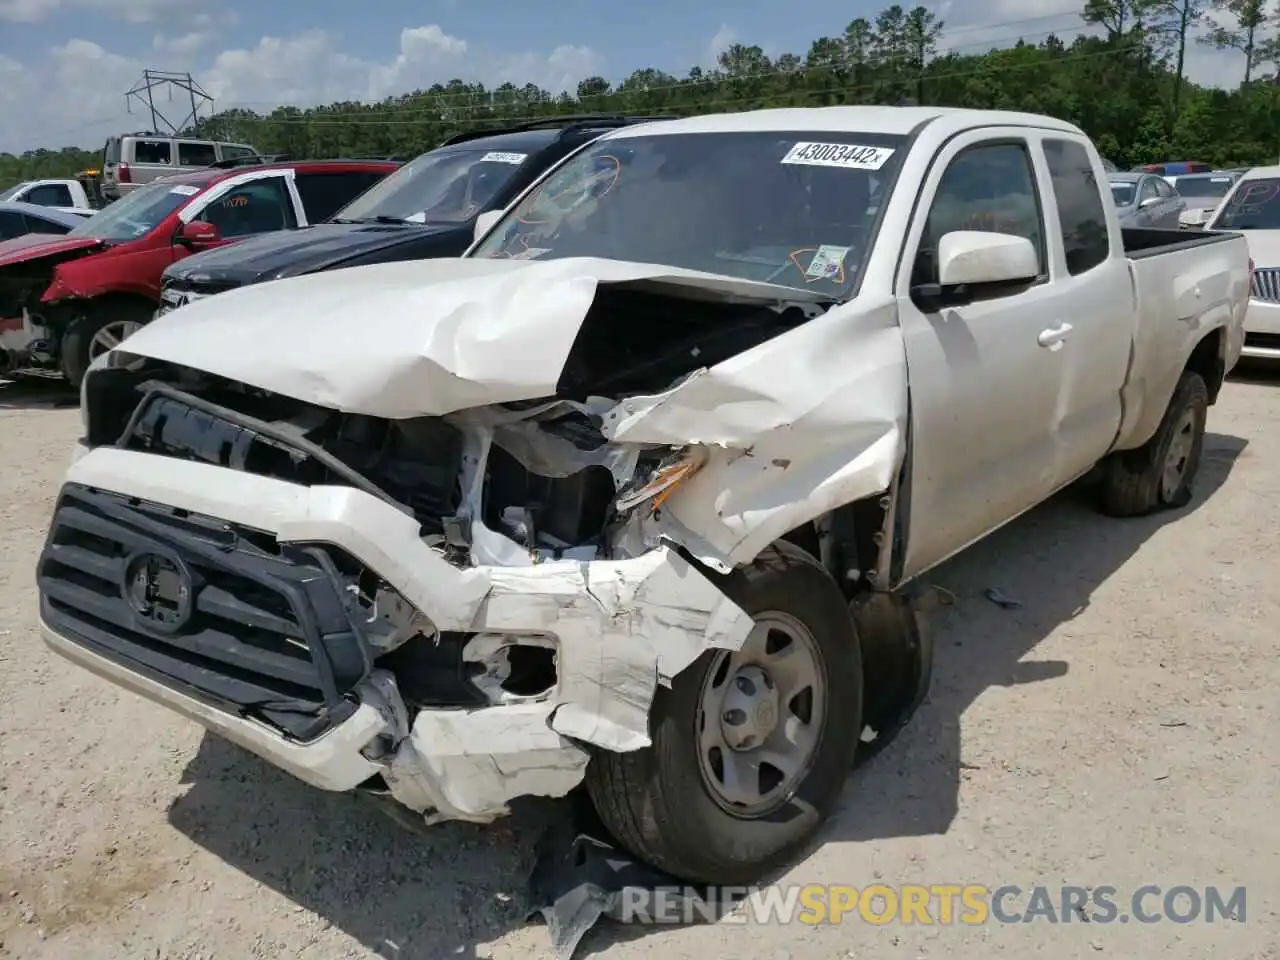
[[936, 230, 1039, 288], [1139, 196, 1162, 209], [177, 220, 220, 248], [473, 209, 502, 244]]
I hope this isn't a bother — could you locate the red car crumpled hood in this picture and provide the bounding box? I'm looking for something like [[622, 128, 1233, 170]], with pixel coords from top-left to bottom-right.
[[0, 235, 107, 269]]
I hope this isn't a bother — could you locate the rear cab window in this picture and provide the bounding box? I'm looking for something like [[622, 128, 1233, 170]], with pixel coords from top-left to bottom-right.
[[1042, 138, 1111, 276], [25, 183, 75, 207], [132, 139, 173, 165]]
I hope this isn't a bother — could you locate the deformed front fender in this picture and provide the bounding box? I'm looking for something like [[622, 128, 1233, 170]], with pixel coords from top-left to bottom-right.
[[609, 295, 909, 568]]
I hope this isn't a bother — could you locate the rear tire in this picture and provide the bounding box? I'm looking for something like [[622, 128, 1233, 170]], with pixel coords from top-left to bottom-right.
[[60, 299, 152, 390], [585, 542, 863, 885], [1099, 371, 1208, 517]]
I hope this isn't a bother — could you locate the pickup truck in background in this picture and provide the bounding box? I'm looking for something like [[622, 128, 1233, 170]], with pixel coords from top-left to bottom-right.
[[154, 115, 675, 318], [0, 178, 96, 215], [39, 107, 1250, 888], [0, 160, 396, 386]]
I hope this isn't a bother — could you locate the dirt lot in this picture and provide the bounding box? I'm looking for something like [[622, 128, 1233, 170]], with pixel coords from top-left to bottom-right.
[[0, 372, 1276, 960]]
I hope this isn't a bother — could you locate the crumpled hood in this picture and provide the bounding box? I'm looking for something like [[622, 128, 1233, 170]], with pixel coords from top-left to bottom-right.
[[0, 234, 106, 269], [118, 255, 830, 419], [162, 221, 467, 287]]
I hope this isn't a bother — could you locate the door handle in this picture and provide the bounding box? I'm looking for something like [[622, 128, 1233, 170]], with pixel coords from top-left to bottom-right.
[[1038, 322, 1073, 348]]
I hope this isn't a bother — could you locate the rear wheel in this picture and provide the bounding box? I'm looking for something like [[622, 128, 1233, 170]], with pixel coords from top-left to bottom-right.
[[60, 300, 152, 389], [1099, 371, 1208, 516], [585, 542, 863, 885]]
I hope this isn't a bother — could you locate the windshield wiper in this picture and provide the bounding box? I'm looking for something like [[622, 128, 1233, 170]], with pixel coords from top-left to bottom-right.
[[331, 215, 414, 225]]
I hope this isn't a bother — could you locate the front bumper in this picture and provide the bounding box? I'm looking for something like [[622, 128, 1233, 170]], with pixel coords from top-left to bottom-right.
[[38, 446, 751, 821], [1242, 297, 1280, 360]]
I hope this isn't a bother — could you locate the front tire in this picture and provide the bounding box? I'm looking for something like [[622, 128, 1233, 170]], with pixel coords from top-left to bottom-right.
[[60, 300, 152, 390], [585, 542, 863, 885], [1099, 370, 1208, 517]]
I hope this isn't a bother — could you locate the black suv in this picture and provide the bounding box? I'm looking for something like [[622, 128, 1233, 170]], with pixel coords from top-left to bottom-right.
[[156, 115, 676, 314]]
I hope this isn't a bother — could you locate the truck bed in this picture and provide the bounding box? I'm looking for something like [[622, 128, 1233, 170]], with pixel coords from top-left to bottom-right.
[[1112, 226, 1250, 455], [1121, 226, 1239, 259]]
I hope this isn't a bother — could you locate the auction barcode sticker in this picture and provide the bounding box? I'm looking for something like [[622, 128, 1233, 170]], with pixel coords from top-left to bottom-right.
[[481, 151, 528, 164], [781, 142, 894, 170]]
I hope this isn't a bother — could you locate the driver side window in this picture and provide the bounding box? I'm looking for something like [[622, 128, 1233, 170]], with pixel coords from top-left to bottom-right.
[[912, 141, 1045, 287], [1138, 178, 1160, 204], [197, 177, 297, 238]]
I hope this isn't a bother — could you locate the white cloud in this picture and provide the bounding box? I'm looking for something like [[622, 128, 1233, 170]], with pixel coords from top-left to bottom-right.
[[0, 25, 605, 153], [0, 0, 202, 22], [705, 24, 738, 68]]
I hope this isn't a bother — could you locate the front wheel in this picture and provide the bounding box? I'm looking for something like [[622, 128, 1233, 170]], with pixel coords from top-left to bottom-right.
[[585, 542, 863, 885], [60, 301, 152, 390], [1099, 370, 1208, 517]]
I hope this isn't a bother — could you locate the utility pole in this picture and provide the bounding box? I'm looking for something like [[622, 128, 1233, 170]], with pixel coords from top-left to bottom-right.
[[124, 70, 214, 135]]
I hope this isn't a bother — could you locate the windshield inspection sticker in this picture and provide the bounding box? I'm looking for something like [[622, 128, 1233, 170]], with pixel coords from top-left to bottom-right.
[[781, 142, 894, 170], [481, 151, 528, 164], [805, 244, 849, 280], [169, 184, 200, 195]]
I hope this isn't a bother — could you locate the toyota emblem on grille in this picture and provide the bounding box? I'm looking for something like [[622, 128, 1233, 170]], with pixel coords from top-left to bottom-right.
[[122, 551, 193, 633]]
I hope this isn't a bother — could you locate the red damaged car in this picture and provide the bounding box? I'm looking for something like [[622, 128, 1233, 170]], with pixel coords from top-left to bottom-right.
[[0, 159, 397, 387]]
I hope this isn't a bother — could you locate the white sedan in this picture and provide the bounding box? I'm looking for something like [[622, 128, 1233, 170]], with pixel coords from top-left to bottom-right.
[[1209, 164, 1280, 360]]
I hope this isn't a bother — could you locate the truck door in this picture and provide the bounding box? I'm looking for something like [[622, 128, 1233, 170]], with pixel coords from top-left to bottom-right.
[[1037, 136, 1132, 481], [895, 130, 1066, 580]]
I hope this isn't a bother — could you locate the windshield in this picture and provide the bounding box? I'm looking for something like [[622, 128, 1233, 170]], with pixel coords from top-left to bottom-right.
[[0, 183, 31, 202], [68, 180, 196, 241], [473, 131, 905, 296], [1109, 183, 1136, 206], [1174, 175, 1235, 199], [335, 147, 529, 224], [1212, 178, 1280, 230]]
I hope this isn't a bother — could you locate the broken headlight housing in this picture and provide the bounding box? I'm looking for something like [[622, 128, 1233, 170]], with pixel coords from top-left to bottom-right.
[[615, 446, 708, 514]]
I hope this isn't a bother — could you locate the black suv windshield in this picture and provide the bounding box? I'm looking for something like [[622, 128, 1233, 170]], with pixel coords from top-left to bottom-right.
[[1211, 178, 1280, 230], [473, 130, 905, 296], [336, 147, 530, 224], [69, 180, 196, 241]]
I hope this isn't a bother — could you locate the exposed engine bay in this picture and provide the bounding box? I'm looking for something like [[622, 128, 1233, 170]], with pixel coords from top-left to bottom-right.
[[85, 284, 822, 565]]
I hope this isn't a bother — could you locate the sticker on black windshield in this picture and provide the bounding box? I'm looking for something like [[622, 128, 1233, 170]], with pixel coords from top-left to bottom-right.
[[481, 151, 527, 164], [781, 142, 894, 170]]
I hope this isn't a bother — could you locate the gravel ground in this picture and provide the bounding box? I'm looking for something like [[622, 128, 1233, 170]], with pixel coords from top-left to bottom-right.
[[0, 371, 1276, 960]]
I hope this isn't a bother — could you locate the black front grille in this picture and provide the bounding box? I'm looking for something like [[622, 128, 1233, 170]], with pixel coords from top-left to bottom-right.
[[38, 484, 371, 741], [1245, 332, 1280, 350]]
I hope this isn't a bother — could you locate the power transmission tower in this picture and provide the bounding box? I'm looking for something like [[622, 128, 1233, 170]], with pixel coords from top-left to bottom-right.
[[124, 70, 214, 135]]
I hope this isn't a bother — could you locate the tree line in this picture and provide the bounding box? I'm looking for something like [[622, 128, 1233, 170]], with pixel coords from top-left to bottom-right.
[[2, 0, 1278, 190]]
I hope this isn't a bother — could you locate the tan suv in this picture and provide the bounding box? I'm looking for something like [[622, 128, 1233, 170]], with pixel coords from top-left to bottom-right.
[[101, 134, 260, 201]]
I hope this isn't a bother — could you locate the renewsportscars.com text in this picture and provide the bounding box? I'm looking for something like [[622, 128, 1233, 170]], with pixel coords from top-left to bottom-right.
[[617, 883, 1248, 926]]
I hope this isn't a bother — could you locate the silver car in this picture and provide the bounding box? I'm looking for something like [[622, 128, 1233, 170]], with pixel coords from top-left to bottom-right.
[[1108, 172, 1185, 228], [1167, 171, 1240, 228]]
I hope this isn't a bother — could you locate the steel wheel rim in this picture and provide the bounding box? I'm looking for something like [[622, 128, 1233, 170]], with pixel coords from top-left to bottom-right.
[[1161, 407, 1197, 501], [695, 610, 827, 818], [88, 320, 143, 362]]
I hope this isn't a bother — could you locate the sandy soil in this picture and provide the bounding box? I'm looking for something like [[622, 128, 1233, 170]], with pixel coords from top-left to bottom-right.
[[0, 371, 1276, 960]]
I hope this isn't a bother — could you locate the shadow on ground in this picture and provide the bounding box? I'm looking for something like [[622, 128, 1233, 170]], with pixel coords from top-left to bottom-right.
[[0, 375, 78, 410], [166, 432, 1248, 959]]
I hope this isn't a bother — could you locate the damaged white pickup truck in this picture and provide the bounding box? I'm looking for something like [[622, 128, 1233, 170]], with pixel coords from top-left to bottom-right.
[[38, 107, 1250, 886]]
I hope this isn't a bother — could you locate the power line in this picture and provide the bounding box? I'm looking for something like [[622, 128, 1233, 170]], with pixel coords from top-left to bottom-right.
[[216, 43, 1144, 127]]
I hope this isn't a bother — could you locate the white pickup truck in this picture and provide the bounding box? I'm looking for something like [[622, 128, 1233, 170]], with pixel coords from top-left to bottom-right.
[[38, 107, 1250, 886], [0, 178, 95, 215]]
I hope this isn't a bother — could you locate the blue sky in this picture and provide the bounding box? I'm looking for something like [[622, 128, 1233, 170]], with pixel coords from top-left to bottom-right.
[[0, 0, 1242, 154]]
